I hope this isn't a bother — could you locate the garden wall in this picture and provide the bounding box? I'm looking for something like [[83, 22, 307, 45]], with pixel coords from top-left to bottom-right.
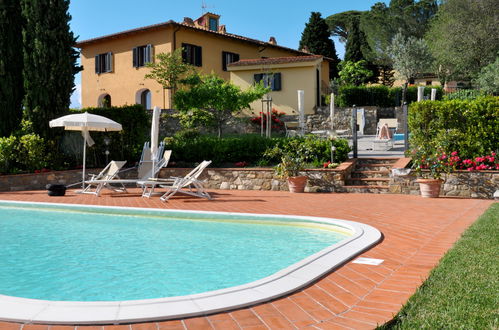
[[155, 106, 404, 137], [1, 163, 495, 199], [390, 171, 498, 199]]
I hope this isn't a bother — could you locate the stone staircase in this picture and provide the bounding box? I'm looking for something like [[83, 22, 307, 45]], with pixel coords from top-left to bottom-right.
[[344, 158, 399, 193]]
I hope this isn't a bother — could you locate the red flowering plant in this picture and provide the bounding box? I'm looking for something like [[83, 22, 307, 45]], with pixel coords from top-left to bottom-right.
[[250, 108, 286, 132], [412, 148, 498, 179], [457, 152, 498, 171]]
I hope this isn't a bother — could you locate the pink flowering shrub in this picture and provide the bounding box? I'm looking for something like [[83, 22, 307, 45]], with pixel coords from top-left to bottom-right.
[[412, 149, 498, 179]]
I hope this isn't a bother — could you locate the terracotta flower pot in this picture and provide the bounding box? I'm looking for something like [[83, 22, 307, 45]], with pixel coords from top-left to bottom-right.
[[287, 176, 308, 193], [416, 178, 443, 198]]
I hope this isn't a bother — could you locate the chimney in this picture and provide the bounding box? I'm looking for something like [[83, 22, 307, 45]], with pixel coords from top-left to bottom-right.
[[268, 36, 277, 45], [218, 24, 226, 33], [300, 46, 310, 53], [183, 17, 194, 25]]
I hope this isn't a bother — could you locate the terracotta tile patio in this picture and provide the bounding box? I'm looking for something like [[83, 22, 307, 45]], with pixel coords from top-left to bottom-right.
[[0, 189, 493, 329]]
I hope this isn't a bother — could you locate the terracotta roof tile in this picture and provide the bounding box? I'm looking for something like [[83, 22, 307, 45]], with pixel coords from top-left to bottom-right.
[[76, 20, 307, 57], [228, 55, 324, 67]]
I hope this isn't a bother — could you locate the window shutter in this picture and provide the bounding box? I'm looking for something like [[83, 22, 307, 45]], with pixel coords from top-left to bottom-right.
[[181, 43, 188, 63], [95, 55, 100, 74], [222, 52, 227, 71], [146, 44, 153, 63], [254, 73, 263, 84], [273, 73, 281, 91], [132, 47, 138, 67], [106, 52, 113, 72], [195, 46, 202, 67]]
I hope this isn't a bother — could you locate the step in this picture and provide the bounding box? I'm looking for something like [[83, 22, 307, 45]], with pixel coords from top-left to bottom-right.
[[351, 170, 390, 178], [355, 157, 400, 165], [355, 163, 394, 172], [346, 178, 391, 186], [342, 185, 391, 194]]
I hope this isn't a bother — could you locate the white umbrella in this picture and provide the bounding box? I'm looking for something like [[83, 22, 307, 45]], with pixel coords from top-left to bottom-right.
[[49, 112, 122, 189], [150, 106, 161, 178]]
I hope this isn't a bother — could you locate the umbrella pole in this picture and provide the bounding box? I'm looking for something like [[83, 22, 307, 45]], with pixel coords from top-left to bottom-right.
[[82, 134, 87, 190]]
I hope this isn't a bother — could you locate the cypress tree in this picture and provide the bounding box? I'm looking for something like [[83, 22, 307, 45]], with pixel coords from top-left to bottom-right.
[[21, 0, 80, 139], [299, 12, 340, 78], [0, 0, 24, 137], [344, 18, 365, 63]]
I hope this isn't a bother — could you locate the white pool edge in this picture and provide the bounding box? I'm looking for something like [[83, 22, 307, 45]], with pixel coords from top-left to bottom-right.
[[0, 200, 382, 324]]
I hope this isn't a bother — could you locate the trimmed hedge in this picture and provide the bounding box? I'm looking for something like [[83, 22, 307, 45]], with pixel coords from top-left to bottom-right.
[[66, 105, 150, 167], [408, 96, 499, 159], [164, 134, 350, 167], [336, 85, 443, 107]]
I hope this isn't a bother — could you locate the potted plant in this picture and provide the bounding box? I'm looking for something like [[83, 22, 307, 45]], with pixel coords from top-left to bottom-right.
[[411, 149, 452, 198], [265, 145, 308, 193]]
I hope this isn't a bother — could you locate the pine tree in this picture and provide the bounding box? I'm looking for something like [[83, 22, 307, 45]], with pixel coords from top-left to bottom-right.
[[0, 0, 24, 137], [299, 12, 340, 78], [21, 0, 81, 139]]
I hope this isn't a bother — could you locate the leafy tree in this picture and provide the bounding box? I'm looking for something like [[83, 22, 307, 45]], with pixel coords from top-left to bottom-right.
[[473, 57, 499, 95], [0, 0, 24, 137], [361, 0, 438, 66], [21, 0, 81, 139], [387, 32, 432, 105], [338, 60, 373, 86], [426, 0, 499, 82], [145, 49, 194, 109], [174, 74, 268, 138], [299, 12, 340, 78]]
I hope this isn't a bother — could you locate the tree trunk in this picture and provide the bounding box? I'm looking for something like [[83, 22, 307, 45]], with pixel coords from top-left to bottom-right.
[[401, 82, 408, 106]]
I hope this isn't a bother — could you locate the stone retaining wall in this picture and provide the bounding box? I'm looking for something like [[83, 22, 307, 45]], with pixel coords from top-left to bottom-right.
[[156, 106, 404, 137], [390, 171, 498, 199], [1, 163, 496, 199]]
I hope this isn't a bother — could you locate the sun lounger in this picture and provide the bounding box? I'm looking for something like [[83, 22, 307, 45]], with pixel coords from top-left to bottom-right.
[[86, 150, 172, 196], [81, 160, 127, 195], [139, 160, 212, 201]]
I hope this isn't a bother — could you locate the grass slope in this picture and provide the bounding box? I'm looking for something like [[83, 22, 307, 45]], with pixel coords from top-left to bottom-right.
[[380, 203, 499, 329]]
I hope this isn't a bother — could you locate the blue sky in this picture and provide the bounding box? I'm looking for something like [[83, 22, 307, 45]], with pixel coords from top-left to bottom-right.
[[69, 0, 385, 107]]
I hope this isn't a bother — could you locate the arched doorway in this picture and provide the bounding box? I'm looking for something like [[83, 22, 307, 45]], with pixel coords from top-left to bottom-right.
[[98, 94, 111, 108], [136, 89, 151, 109]]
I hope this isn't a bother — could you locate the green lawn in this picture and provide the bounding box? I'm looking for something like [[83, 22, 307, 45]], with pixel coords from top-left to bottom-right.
[[379, 203, 499, 329]]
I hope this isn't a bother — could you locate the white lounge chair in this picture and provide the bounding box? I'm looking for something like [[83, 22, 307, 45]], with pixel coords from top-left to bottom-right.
[[139, 160, 212, 201], [86, 150, 172, 196], [81, 160, 127, 195]]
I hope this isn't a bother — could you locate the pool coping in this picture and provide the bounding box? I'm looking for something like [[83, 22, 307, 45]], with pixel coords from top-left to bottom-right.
[[0, 200, 382, 325]]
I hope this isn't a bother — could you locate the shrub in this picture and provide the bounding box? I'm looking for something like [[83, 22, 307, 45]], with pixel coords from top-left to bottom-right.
[[408, 96, 499, 160], [0, 135, 18, 173], [250, 109, 285, 133], [443, 89, 483, 100], [336, 85, 443, 107], [164, 134, 350, 167], [0, 134, 49, 173]]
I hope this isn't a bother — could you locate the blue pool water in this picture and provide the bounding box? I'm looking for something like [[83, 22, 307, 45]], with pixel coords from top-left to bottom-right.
[[0, 203, 349, 301]]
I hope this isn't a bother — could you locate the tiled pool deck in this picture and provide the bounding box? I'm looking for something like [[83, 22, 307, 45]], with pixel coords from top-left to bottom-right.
[[0, 189, 493, 330]]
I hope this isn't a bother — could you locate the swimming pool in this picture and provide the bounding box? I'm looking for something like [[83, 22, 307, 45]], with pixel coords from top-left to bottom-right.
[[0, 200, 381, 324]]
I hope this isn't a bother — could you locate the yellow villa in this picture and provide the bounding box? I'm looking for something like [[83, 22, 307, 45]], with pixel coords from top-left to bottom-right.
[[76, 12, 332, 114]]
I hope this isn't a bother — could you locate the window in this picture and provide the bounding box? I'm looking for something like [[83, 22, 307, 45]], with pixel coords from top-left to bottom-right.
[[182, 43, 202, 67], [209, 17, 218, 31], [95, 52, 113, 74], [254, 73, 282, 91], [222, 51, 240, 71], [133, 44, 153, 68]]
